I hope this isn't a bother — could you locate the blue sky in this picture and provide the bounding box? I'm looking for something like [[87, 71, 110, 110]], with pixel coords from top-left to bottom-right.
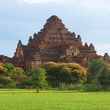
[[0, 0, 110, 57]]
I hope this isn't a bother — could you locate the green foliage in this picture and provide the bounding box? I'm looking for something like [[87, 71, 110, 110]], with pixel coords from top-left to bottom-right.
[[4, 63, 16, 75], [82, 83, 100, 92], [88, 59, 107, 81], [88, 59, 108, 90], [12, 67, 26, 87], [1, 60, 110, 91], [0, 63, 26, 88], [32, 68, 47, 92], [0, 63, 8, 75], [0, 76, 12, 85], [100, 69, 110, 90], [43, 62, 87, 87], [59, 83, 84, 91], [19, 70, 35, 88]]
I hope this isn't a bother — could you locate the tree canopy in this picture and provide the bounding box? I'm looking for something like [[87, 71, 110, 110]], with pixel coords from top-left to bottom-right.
[[88, 59, 108, 90], [43, 62, 87, 87]]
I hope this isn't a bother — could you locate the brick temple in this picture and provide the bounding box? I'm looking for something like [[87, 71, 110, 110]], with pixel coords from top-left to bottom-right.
[[0, 15, 110, 69]]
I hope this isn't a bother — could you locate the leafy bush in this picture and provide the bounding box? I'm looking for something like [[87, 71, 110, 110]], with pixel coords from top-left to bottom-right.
[[82, 83, 100, 92], [59, 83, 84, 91], [43, 62, 87, 87], [31, 68, 47, 92], [100, 69, 110, 91], [87, 59, 107, 90], [0, 63, 26, 88]]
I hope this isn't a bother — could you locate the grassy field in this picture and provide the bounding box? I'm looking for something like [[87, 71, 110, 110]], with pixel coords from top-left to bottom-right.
[[0, 90, 110, 110]]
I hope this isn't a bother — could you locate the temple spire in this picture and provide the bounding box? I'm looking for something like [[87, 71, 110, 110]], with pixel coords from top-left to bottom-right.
[[77, 35, 82, 42], [89, 43, 95, 50], [29, 36, 32, 42], [84, 43, 88, 48], [44, 15, 65, 29], [17, 40, 22, 47]]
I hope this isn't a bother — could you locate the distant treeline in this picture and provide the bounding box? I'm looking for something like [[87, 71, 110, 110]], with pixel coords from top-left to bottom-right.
[[0, 60, 110, 91]]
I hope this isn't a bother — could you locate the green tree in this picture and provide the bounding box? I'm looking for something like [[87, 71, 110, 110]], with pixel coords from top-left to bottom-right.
[[100, 69, 110, 90], [18, 70, 34, 89], [4, 63, 16, 76], [0, 63, 27, 88], [32, 68, 47, 93], [0, 76, 13, 88], [0, 63, 8, 75], [88, 59, 107, 90], [43, 62, 87, 87], [0, 63, 15, 88], [12, 67, 26, 87]]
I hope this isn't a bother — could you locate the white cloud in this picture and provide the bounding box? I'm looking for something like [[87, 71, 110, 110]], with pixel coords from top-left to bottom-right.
[[95, 44, 110, 55], [17, 0, 65, 4], [17, 0, 110, 10]]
